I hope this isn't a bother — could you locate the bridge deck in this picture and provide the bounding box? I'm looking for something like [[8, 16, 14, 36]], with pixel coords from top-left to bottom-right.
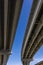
[[0, 0, 23, 65], [21, 0, 43, 65]]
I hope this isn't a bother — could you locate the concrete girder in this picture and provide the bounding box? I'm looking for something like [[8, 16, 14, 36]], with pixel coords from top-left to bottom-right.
[[30, 39, 43, 58], [4, 0, 8, 50], [29, 12, 43, 58], [0, 0, 4, 64], [25, 19, 43, 58], [0, 55, 2, 65], [35, 61, 43, 65], [21, 0, 43, 65], [3, 0, 8, 65], [0, 0, 23, 65], [9, 0, 23, 50], [22, 0, 42, 58], [0, 17, 2, 65], [3, 0, 23, 65], [22, 38, 43, 65], [29, 29, 43, 58]]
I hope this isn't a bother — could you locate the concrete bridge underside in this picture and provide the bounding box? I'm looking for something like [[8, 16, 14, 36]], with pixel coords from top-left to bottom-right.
[[35, 61, 43, 65], [0, 0, 23, 65], [21, 0, 43, 65]]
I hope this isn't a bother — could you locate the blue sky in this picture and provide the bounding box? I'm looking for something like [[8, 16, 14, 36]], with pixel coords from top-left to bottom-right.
[[7, 0, 43, 65], [30, 45, 43, 65]]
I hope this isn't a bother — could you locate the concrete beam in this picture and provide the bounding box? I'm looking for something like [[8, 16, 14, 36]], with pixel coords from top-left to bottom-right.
[[0, 12, 2, 65], [22, 0, 42, 58], [2, 0, 9, 65], [35, 61, 43, 65], [0, 0, 23, 65], [9, 0, 23, 49], [0, 55, 2, 65], [31, 39, 43, 58], [2, 0, 23, 65], [29, 30, 43, 58], [4, 0, 8, 50], [25, 20, 43, 58]]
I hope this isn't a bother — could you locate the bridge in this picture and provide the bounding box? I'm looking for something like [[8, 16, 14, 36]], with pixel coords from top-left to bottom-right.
[[35, 61, 43, 65], [0, 0, 23, 65], [21, 0, 43, 65]]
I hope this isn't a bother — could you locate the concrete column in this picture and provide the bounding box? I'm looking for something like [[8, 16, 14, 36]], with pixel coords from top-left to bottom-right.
[[22, 58, 33, 65]]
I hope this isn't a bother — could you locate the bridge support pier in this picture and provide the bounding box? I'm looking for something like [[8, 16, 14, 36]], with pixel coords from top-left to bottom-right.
[[22, 58, 33, 65]]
